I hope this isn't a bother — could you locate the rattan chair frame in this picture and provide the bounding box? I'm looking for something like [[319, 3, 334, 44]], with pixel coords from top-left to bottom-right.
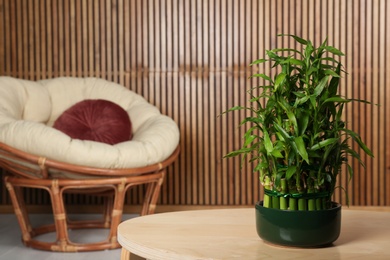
[[0, 142, 180, 252]]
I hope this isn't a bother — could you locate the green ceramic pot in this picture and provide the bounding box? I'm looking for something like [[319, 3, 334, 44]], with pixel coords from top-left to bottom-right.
[[255, 201, 341, 247]]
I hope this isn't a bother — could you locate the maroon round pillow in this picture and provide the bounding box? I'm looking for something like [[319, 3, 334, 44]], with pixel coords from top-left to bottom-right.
[[53, 99, 132, 145]]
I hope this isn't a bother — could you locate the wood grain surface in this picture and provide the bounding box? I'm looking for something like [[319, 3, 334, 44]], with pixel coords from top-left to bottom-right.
[[118, 208, 390, 260]]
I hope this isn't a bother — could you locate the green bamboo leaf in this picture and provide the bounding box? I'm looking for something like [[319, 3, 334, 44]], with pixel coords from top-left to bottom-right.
[[243, 135, 257, 147], [319, 141, 338, 171], [286, 111, 298, 130], [295, 96, 310, 106], [286, 166, 297, 180], [266, 50, 280, 60], [274, 73, 287, 91], [324, 46, 345, 56], [271, 149, 284, 158], [305, 44, 314, 60], [310, 138, 339, 151], [336, 103, 344, 122], [313, 76, 329, 97], [297, 111, 309, 135], [288, 58, 305, 66], [346, 164, 354, 180], [293, 91, 306, 98], [323, 96, 351, 104], [341, 129, 374, 157], [348, 98, 372, 104], [239, 116, 263, 127], [320, 57, 341, 64], [249, 96, 262, 102], [325, 102, 337, 118], [263, 129, 274, 154], [294, 136, 309, 163], [248, 73, 273, 82], [277, 101, 298, 133], [223, 148, 252, 158], [275, 132, 286, 142], [324, 69, 341, 78], [344, 147, 364, 166], [244, 126, 258, 136], [220, 106, 245, 116], [249, 156, 260, 164], [328, 63, 341, 96], [254, 162, 268, 172], [250, 59, 267, 66], [280, 58, 305, 66], [310, 96, 316, 108], [273, 122, 292, 142], [288, 149, 298, 166], [307, 67, 318, 76], [321, 64, 337, 70], [278, 34, 308, 45]]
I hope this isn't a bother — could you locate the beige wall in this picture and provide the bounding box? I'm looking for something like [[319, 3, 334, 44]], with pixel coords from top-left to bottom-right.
[[0, 0, 389, 211]]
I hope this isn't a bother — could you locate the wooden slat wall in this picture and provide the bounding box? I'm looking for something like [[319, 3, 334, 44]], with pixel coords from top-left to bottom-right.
[[0, 0, 389, 211]]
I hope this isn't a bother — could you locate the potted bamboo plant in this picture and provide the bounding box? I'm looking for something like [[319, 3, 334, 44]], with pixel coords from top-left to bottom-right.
[[224, 34, 373, 247]]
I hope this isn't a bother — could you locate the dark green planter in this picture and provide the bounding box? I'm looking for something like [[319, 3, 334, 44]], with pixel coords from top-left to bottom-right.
[[255, 201, 341, 247]]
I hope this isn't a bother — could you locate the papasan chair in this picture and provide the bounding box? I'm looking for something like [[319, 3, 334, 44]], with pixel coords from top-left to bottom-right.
[[0, 76, 180, 252]]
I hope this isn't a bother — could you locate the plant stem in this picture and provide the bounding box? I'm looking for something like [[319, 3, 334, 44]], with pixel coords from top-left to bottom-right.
[[308, 199, 316, 211], [280, 179, 288, 210], [316, 198, 323, 210], [288, 180, 297, 210], [264, 194, 271, 208], [298, 198, 307, 211], [272, 196, 280, 209], [289, 198, 297, 210], [280, 197, 287, 210], [263, 176, 272, 208], [307, 184, 315, 211]]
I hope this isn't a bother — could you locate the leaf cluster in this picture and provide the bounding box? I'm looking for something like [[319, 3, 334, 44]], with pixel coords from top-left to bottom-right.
[[225, 34, 373, 198]]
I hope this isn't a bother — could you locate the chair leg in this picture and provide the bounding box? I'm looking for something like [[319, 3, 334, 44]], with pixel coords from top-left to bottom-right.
[[106, 179, 127, 248], [49, 180, 73, 251], [141, 170, 165, 215], [4, 178, 33, 244], [103, 195, 114, 228]]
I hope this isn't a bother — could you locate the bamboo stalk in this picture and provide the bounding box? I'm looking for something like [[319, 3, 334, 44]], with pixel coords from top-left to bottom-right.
[[308, 185, 315, 211], [308, 199, 316, 211], [316, 198, 323, 210], [298, 198, 307, 211], [289, 198, 297, 210], [272, 196, 280, 209], [263, 176, 272, 208], [280, 179, 288, 210], [287, 179, 297, 210], [280, 197, 287, 210]]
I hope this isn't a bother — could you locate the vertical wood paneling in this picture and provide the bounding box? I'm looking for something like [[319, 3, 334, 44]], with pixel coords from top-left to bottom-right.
[[0, 0, 389, 209], [386, 0, 390, 206]]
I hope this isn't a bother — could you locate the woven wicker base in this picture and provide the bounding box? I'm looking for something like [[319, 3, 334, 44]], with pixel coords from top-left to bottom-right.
[[1, 143, 180, 252]]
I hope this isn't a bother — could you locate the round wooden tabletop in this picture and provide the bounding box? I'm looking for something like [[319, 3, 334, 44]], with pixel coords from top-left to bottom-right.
[[118, 208, 390, 260]]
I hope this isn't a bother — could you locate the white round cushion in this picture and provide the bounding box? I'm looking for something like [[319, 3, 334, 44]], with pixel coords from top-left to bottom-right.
[[0, 76, 180, 169]]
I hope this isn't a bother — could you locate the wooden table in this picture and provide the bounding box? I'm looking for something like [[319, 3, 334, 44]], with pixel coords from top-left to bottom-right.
[[117, 208, 390, 259]]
